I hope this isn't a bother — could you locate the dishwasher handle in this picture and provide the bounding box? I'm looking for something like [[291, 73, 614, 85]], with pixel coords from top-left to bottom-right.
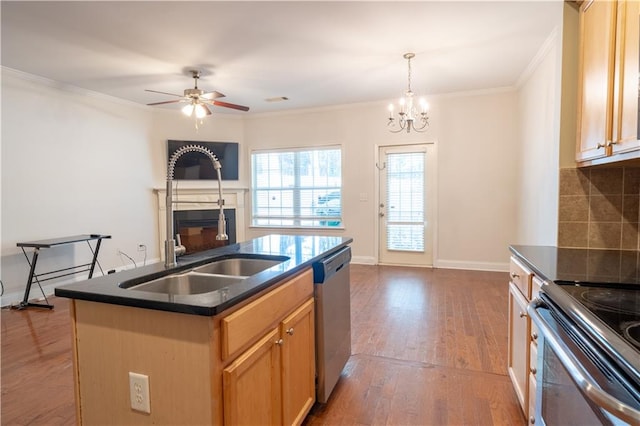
[[313, 246, 351, 283]]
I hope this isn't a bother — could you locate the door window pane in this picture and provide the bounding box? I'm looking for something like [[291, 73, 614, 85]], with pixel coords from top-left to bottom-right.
[[386, 152, 425, 252]]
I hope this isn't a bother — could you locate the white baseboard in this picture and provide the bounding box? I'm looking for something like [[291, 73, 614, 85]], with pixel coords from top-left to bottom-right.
[[0, 257, 161, 308], [351, 256, 376, 265], [350, 256, 508, 272], [434, 259, 509, 272], [1, 282, 59, 308]]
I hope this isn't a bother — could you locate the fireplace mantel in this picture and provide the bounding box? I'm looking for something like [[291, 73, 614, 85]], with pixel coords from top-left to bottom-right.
[[154, 186, 248, 257]]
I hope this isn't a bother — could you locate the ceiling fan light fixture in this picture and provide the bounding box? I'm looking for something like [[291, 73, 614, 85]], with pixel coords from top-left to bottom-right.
[[194, 103, 208, 119], [182, 103, 195, 117]]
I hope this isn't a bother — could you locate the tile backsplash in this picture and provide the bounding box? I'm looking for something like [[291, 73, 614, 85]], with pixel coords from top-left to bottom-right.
[[558, 167, 640, 249]]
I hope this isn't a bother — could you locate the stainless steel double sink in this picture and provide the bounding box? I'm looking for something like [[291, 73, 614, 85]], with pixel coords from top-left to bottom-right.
[[119, 256, 289, 296]]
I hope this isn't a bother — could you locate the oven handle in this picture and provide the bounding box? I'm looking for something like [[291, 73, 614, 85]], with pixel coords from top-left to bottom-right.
[[527, 298, 640, 424]]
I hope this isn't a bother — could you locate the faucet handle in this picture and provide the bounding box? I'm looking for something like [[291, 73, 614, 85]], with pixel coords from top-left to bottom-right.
[[175, 234, 187, 256]]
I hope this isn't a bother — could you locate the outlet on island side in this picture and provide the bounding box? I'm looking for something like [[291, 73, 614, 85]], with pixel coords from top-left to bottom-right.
[[129, 372, 150, 413]]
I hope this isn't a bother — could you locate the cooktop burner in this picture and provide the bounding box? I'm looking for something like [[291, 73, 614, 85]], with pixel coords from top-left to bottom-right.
[[581, 288, 640, 315], [624, 322, 640, 350], [560, 285, 640, 351]]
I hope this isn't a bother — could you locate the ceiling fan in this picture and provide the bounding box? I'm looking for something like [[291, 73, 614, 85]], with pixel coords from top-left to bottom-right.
[[145, 70, 250, 117]]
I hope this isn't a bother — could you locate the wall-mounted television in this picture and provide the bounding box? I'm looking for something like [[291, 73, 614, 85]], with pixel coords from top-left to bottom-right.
[[167, 140, 239, 180]]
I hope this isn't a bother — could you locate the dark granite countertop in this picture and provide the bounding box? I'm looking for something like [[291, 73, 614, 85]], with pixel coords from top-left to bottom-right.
[[510, 245, 640, 286], [55, 235, 352, 316]]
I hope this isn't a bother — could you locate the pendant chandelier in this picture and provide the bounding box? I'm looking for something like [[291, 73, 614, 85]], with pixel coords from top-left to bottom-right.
[[387, 53, 429, 133]]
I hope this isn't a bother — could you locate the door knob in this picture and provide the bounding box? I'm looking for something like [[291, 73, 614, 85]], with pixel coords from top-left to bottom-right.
[[379, 212, 385, 217]]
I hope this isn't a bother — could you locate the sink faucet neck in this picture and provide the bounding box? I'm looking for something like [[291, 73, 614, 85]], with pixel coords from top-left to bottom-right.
[[165, 145, 229, 267]]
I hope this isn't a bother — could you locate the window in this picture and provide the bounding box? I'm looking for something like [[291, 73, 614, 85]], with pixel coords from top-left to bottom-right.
[[251, 147, 342, 227]]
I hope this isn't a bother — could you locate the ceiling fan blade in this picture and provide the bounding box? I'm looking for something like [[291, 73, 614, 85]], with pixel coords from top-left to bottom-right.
[[201, 91, 226, 100], [147, 99, 183, 106], [145, 89, 183, 97], [213, 100, 250, 112], [201, 104, 212, 116]]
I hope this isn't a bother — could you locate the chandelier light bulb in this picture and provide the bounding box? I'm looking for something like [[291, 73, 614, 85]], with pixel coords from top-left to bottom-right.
[[420, 98, 429, 113]]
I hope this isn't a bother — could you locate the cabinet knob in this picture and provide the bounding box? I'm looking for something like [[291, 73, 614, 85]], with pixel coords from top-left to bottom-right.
[[530, 416, 535, 424], [510, 272, 519, 279], [597, 142, 606, 149], [519, 311, 527, 318], [286, 327, 294, 336], [530, 367, 537, 375], [609, 140, 618, 146], [531, 332, 538, 341], [275, 338, 284, 346]]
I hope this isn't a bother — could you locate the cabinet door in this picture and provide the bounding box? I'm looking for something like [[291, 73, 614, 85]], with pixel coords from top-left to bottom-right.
[[613, 0, 640, 154], [577, 0, 618, 161], [223, 328, 282, 426], [507, 282, 530, 416], [281, 298, 316, 426]]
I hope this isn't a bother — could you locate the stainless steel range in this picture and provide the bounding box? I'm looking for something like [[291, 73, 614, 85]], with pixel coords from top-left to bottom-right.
[[523, 247, 640, 425]]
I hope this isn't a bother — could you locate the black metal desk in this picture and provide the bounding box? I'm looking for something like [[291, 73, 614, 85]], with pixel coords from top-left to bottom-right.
[[16, 234, 111, 309]]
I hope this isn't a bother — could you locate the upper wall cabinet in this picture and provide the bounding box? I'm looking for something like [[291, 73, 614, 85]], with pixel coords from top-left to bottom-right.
[[576, 0, 640, 166]]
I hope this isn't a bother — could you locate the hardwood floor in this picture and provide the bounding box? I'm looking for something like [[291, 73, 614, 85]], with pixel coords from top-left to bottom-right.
[[1, 264, 524, 425], [1, 297, 75, 425], [304, 265, 524, 425]]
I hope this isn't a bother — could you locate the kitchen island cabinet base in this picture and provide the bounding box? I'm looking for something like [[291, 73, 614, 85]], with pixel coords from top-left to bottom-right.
[[69, 268, 314, 425]]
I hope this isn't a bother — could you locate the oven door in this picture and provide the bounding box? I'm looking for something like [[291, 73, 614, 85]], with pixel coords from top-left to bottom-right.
[[528, 296, 640, 426]]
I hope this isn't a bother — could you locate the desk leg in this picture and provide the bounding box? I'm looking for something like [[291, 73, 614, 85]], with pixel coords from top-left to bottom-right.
[[88, 238, 103, 279], [18, 248, 53, 310]]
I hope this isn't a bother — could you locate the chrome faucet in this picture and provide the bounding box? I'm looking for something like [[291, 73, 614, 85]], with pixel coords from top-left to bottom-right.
[[165, 145, 228, 267]]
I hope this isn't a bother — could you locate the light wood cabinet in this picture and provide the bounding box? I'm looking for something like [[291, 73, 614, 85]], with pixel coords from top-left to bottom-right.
[[70, 268, 315, 426], [507, 256, 537, 421], [281, 299, 316, 426], [508, 281, 530, 414], [223, 298, 315, 426], [527, 276, 542, 425], [223, 328, 282, 425], [577, 0, 640, 165]]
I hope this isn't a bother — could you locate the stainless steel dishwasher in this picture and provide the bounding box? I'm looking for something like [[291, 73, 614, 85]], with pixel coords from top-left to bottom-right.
[[312, 246, 352, 403]]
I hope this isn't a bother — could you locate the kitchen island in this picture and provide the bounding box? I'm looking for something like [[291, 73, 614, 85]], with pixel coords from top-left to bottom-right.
[[55, 234, 352, 425]]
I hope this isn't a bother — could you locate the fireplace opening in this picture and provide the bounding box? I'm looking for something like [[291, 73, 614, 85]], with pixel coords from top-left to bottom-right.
[[173, 209, 236, 255]]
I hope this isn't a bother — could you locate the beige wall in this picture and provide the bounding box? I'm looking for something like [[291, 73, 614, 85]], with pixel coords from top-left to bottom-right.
[[1, 69, 158, 299], [243, 90, 520, 270], [514, 28, 561, 246]]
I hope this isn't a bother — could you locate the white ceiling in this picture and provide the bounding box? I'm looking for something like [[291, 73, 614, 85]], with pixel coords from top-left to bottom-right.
[[1, 1, 561, 114]]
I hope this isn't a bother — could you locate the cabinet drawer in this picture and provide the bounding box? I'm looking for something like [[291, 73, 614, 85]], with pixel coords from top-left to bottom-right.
[[221, 269, 313, 361], [510, 257, 532, 299]]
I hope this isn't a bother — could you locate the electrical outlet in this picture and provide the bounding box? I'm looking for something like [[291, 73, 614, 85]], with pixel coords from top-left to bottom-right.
[[129, 372, 150, 413], [137, 244, 146, 252]]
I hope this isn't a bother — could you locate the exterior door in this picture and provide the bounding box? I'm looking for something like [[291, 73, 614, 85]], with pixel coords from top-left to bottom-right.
[[377, 144, 435, 266]]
